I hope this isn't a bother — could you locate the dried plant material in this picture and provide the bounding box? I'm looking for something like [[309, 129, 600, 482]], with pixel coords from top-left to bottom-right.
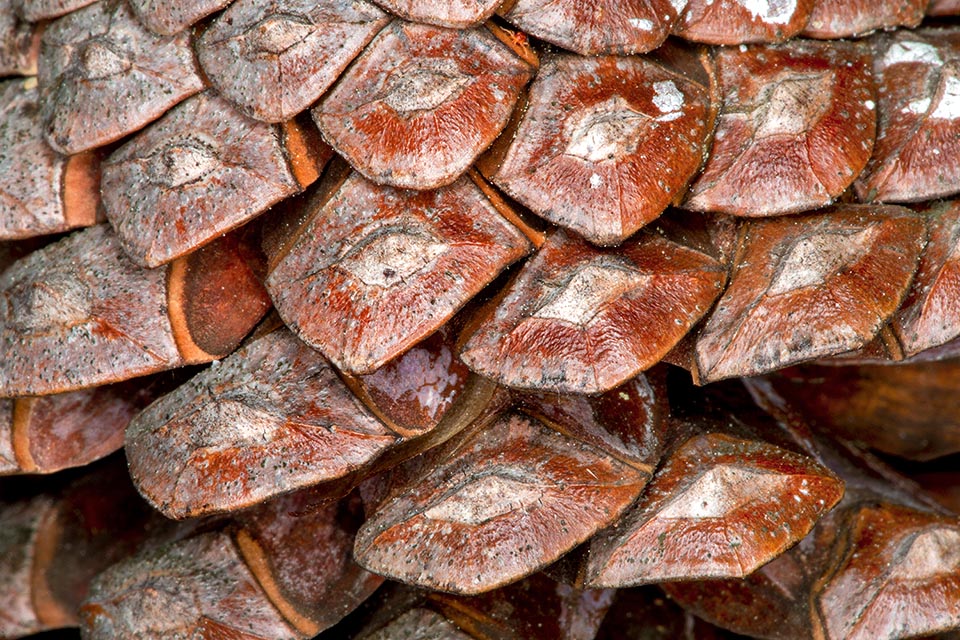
[[80, 531, 298, 640], [38, 0, 204, 154], [355, 412, 649, 594], [461, 230, 725, 394], [196, 0, 389, 123], [815, 504, 960, 640], [362, 608, 473, 640], [372, 0, 503, 27], [695, 205, 924, 383], [674, 0, 815, 44], [0, 495, 56, 638], [856, 30, 960, 203], [684, 40, 874, 217], [499, 0, 683, 55], [128, 0, 233, 36], [0, 79, 99, 241], [235, 492, 384, 636], [763, 361, 960, 461], [802, 0, 926, 38], [0, 1, 39, 76], [14, 0, 96, 20], [481, 51, 714, 245], [930, 0, 960, 14], [893, 200, 960, 356], [315, 21, 533, 190], [585, 432, 843, 587], [102, 91, 323, 267], [267, 172, 531, 375], [126, 328, 397, 519]]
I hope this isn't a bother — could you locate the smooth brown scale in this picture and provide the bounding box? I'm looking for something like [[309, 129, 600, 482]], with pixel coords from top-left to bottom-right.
[[683, 39, 875, 217], [694, 205, 925, 383], [196, 0, 389, 124], [596, 585, 744, 640], [266, 171, 532, 375], [14, 0, 96, 21], [354, 411, 649, 595], [801, 0, 926, 39], [0, 1, 39, 76], [674, 0, 815, 44], [315, 21, 534, 191], [102, 91, 326, 268], [125, 328, 398, 519], [37, 0, 205, 154], [0, 78, 100, 240], [372, 0, 504, 27], [79, 531, 299, 640], [128, 0, 233, 36], [499, 0, 683, 55], [481, 49, 715, 245], [460, 229, 726, 394], [930, 0, 960, 15], [856, 29, 960, 204], [0, 494, 56, 638]]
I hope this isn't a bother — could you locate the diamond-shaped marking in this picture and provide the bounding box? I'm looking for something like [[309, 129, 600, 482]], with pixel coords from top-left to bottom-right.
[[533, 261, 652, 326], [564, 95, 652, 163], [338, 228, 448, 289], [768, 226, 878, 296]]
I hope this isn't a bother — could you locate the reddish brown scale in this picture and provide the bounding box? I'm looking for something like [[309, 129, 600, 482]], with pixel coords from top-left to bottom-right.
[[234, 492, 384, 637], [694, 205, 925, 383], [674, 0, 815, 44], [125, 328, 397, 520], [37, 0, 205, 155], [0, 1, 39, 76], [0, 495, 56, 638], [128, 0, 233, 36], [460, 229, 726, 394], [14, 0, 96, 20], [856, 29, 960, 204], [267, 171, 532, 375], [1, 377, 166, 475], [196, 0, 389, 124], [315, 21, 534, 191], [684, 39, 874, 217], [893, 200, 960, 357], [102, 91, 325, 268], [354, 411, 649, 595], [584, 432, 843, 587], [0, 78, 100, 240], [930, 0, 960, 14], [372, 0, 504, 27], [80, 531, 298, 640], [480, 49, 715, 245], [499, 0, 683, 55], [763, 361, 960, 462], [802, 0, 926, 39]]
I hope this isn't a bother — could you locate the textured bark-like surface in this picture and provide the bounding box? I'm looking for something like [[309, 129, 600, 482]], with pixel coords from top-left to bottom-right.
[[235, 491, 384, 636], [267, 172, 531, 374], [814, 503, 960, 640], [460, 229, 726, 394], [128, 0, 233, 35], [79, 531, 298, 640], [429, 573, 616, 640], [0, 1, 38, 76], [674, 0, 815, 44], [372, 0, 503, 27], [102, 91, 306, 268], [37, 0, 204, 154], [362, 608, 473, 640], [856, 29, 960, 203], [0, 400, 14, 473], [481, 52, 713, 245], [196, 0, 388, 123], [500, 0, 682, 55], [762, 361, 960, 461], [585, 432, 843, 587], [316, 22, 533, 190], [0, 225, 181, 396], [892, 200, 960, 356], [14, 0, 96, 20], [0, 79, 99, 240], [0, 495, 55, 639], [345, 324, 471, 437], [2, 377, 165, 475], [695, 205, 925, 383], [355, 412, 649, 594], [802, 0, 926, 38], [684, 40, 874, 216], [930, 0, 960, 14], [126, 328, 396, 519]]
